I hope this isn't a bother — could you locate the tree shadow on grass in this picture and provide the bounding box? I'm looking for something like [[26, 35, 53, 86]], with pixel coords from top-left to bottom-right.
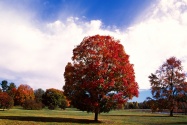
[[169, 122, 187, 124], [168, 122, 187, 125], [164, 122, 187, 125], [0, 116, 102, 124]]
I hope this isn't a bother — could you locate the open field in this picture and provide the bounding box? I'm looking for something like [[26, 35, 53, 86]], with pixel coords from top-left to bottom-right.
[[0, 107, 187, 125]]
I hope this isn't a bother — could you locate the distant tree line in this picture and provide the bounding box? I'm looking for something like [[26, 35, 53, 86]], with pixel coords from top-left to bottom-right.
[[124, 101, 153, 110], [0, 80, 68, 110], [124, 99, 187, 114]]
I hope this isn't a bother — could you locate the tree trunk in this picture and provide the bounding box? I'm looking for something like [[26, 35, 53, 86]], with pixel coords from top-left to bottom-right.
[[94, 111, 98, 121], [170, 109, 173, 116]]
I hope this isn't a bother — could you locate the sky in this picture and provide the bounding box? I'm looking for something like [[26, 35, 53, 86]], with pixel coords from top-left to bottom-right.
[[0, 0, 187, 102]]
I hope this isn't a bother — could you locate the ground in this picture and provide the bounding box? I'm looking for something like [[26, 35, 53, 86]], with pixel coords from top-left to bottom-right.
[[0, 107, 187, 125]]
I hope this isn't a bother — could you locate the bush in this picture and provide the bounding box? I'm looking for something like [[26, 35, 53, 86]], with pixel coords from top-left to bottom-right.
[[22, 99, 43, 110], [0, 92, 14, 110]]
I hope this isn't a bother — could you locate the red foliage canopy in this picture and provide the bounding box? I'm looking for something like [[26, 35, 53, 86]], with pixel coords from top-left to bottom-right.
[[0, 92, 14, 110], [15, 84, 35, 105], [63, 35, 138, 120]]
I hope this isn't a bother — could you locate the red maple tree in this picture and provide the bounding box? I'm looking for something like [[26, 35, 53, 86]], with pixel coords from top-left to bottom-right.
[[149, 57, 187, 116], [63, 35, 139, 121]]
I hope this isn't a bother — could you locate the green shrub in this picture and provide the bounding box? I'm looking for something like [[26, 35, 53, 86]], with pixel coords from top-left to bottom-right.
[[59, 99, 68, 110]]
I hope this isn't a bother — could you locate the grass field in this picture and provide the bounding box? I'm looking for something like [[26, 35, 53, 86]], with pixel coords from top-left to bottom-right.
[[0, 107, 187, 125]]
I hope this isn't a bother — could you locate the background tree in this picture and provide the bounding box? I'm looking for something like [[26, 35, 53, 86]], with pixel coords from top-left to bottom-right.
[[138, 101, 150, 109], [0, 92, 14, 110], [34, 88, 45, 103], [0, 81, 17, 96], [63, 35, 139, 121], [134, 101, 139, 109], [7, 82, 17, 99], [42, 88, 67, 110], [15, 84, 35, 105], [128, 102, 135, 109], [1, 80, 8, 92], [149, 57, 187, 116]]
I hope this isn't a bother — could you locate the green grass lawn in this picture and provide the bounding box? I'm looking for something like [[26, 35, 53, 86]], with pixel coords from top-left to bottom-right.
[[0, 107, 187, 125]]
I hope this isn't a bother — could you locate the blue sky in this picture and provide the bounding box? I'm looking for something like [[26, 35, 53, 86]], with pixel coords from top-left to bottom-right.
[[5, 0, 151, 26], [0, 0, 187, 102]]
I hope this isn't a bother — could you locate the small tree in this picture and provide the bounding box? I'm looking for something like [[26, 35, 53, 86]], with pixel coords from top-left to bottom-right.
[[0, 92, 14, 110], [63, 35, 139, 121], [15, 84, 35, 105], [42, 88, 67, 110], [1, 80, 8, 92], [149, 57, 187, 116], [7, 82, 17, 98], [34, 88, 45, 103]]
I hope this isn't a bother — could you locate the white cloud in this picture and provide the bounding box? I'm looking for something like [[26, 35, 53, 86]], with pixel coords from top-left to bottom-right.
[[0, 6, 120, 90], [124, 0, 187, 89], [0, 0, 187, 91]]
